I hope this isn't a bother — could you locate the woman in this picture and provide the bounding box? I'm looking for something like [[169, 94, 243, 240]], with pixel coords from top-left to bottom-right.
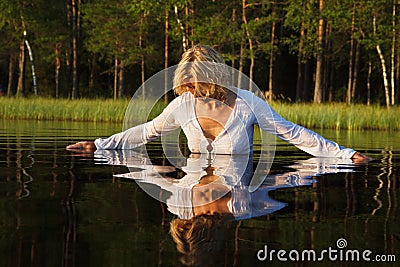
[[67, 45, 370, 162]]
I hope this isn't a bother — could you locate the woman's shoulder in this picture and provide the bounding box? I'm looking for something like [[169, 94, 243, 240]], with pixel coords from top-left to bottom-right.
[[236, 88, 267, 105]]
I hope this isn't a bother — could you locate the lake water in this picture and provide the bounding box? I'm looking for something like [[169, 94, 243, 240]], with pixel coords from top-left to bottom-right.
[[0, 119, 398, 267]]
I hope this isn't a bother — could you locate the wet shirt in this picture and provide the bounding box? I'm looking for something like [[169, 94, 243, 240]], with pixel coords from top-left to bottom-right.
[[94, 89, 356, 158]]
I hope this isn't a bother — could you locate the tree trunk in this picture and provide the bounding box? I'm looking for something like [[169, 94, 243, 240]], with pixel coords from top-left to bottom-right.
[[24, 37, 38, 96], [185, 5, 190, 49], [323, 24, 331, 102], [17, 40, 26, 97], [390, 0, 396, 106], [141, 53, 145, 98], [139, 14, 145, 99], [376, 46, 390, 108], [397, 51, 400, 104], [351, 41, 360, 100], [189, 2, 194, 47], [373, 13, 390, 108], [328, 64, 334, 102], [164, 7, 169, 103], [242, 0, 254, 91], [88, 54, 95, 95], [296, 3, 306, 102], [346, 4, 355, 104], [313, 0, 324, 104], [66, 1, 71, 93], [367, 61, 372, 106], [295, 59, 303, 102], [118, 61, 124, 98], [238, 42, 244, 88], [71, 0, 80, 99], [55, 44, 61, 99], [268, 18, 276, 102], [231, 8, 237, 86], [114, 57, 118, 100], [7, 53, 16, 97], [174, 5, 187, 51]]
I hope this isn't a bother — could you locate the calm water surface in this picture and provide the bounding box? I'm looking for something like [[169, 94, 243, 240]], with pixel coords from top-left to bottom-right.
[[0, 120, 399, 267]]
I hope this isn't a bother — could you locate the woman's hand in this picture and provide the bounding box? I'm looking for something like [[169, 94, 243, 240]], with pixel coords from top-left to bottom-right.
[[66, 141, 96, 152], [351, 151, 373, 163]]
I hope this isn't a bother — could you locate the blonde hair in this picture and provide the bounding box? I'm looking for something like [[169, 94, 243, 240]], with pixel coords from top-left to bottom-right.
[[169, 215, 226, 266], [173, 45, 233, 103]]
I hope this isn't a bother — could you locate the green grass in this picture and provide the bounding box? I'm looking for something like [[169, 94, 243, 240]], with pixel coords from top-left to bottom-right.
[[0, 97, 130, 123], [270, 102, 400, 131], [0, 97, 399, 130]]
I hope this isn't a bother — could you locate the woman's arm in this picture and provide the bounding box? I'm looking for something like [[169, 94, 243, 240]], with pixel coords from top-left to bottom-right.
[[253, 96, 371, 160], [67, 98, 182, 151]]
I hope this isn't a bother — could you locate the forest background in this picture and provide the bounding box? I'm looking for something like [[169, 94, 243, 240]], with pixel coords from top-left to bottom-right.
[[0, 0, 399, 108]]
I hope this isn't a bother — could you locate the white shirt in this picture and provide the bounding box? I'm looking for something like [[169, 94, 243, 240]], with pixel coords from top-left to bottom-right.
[[94, 89, 356, 158]]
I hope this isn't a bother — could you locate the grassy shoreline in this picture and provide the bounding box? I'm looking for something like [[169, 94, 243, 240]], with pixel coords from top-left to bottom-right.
[[271, 102, 400, 131], [1, 97, 399, 130], [0, 97, 130, 123]]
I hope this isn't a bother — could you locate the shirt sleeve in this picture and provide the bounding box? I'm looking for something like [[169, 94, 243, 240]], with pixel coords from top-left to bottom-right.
[[94, 98, 181, 150], [253, 96, 356, 158]]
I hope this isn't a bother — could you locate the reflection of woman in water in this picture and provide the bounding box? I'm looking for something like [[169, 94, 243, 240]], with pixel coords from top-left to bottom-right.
[[67, 45, 370, 162], [107, 151, 318, 266], [96, 149, 356, 266], [169, 165, 234, 267]]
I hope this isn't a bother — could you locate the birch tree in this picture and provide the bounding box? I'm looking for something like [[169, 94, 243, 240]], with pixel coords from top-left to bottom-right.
[[373, 11, 390, 108]]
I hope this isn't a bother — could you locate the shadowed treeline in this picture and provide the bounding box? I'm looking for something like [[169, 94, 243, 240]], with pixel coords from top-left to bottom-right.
[[1, 0, 400, 107]]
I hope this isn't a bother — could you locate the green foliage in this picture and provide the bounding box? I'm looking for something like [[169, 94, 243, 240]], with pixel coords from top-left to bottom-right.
[[82, 0, 142, 65], [0, 0, 399, 104], [284, 0, 319, 57]]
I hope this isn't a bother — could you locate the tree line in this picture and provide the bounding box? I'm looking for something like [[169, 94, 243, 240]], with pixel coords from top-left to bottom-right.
[[0, 0, 399, 106]]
